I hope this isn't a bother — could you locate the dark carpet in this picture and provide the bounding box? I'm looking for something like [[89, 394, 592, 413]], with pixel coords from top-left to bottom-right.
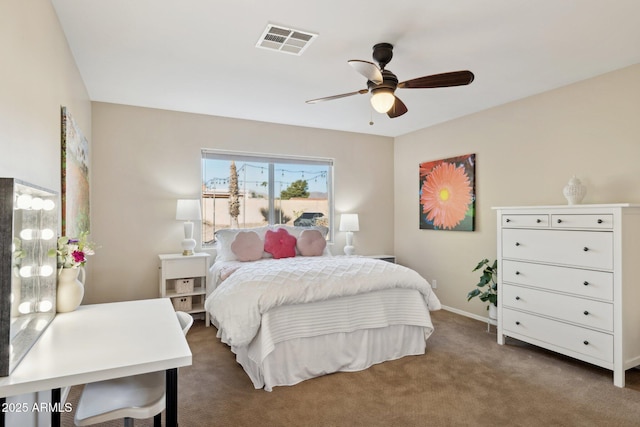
[[62, 310, 640, 426]]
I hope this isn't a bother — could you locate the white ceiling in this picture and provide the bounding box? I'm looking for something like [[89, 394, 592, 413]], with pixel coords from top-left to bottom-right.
[[51, 0, 640, 137]]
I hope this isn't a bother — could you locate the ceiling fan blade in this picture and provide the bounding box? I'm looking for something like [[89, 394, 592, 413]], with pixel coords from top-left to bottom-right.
[[387, 96, 408, 118], [348, 60, 383, 84], [398, 70, 475, 89], [305, 89, 368, 104]]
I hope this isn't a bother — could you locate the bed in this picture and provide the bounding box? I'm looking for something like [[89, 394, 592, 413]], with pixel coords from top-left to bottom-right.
[[204, 225, 441, 391]]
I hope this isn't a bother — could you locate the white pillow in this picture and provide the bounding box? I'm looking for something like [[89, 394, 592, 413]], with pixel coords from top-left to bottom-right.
[[272, 224, 328, 238]]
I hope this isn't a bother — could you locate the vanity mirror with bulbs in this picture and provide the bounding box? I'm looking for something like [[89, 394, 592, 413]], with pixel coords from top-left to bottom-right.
[[0, 178, 58, 376]]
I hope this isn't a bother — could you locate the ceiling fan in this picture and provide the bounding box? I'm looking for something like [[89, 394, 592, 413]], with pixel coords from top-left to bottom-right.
[[306, 43, 474, 118]]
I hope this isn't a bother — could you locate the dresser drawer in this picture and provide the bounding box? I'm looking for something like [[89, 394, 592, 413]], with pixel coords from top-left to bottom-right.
[[502, 214, 549, 228], [163, 257, 207, 279], [503, 284, 613, 331], [502, 229, 613, 270], [551, 214, 613, 230], [502, 260, 613, 301], [502, 309, 613, 363]]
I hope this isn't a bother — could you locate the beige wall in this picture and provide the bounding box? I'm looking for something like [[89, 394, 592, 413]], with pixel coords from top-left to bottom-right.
[[0, 0, 91, 190], [394, 64, 640, 321], [4, 0, 639, 325], [1, 0, 91, 423], [89, 103, 394, 303]]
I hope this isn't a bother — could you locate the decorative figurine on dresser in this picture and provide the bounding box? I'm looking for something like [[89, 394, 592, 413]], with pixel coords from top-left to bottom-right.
[[494, 204, 640, 387]]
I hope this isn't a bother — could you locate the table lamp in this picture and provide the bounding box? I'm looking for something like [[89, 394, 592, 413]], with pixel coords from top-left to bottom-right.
[[176, 199, 201, 256], [339, 213, 359, 255]]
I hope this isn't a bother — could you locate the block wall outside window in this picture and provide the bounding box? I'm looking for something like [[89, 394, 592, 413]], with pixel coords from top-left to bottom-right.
[[201, 150, 334, 246]]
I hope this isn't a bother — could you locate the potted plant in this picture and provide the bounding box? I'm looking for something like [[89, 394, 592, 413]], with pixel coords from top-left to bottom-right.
[[467, 258, 498, 319]]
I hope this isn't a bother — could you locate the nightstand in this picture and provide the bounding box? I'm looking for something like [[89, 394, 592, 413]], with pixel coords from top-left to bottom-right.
[[366, 254, 396, 263], [158, 253, 210, 326]]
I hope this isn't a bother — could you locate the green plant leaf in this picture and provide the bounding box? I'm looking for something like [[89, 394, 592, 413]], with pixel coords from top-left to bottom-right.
[[467, 289, 481, 301], [472, 258, 489, 272], [468, 258, 498, 305]]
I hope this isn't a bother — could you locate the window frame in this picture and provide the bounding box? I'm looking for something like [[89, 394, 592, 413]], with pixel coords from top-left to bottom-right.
[[201, 149, 335, 246]]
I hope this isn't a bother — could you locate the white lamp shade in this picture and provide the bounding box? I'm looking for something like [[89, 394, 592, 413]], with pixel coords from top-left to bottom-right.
[[370, 90, 395, 113], [339, 214, 360, 232], [176, 199, 202, 221]]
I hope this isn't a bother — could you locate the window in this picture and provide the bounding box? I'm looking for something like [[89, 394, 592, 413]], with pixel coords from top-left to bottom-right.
[[201, 150, 334, 246]]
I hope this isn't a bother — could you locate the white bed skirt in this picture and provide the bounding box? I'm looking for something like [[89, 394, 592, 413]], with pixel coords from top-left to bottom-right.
[[233, 324, 427, 391]]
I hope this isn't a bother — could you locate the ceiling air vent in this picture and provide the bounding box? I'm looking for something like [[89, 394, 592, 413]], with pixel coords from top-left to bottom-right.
[[256, 24, 318, 56]]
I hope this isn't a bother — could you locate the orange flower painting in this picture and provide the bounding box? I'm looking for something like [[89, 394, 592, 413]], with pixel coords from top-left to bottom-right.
[[419, 154, 475, 231]]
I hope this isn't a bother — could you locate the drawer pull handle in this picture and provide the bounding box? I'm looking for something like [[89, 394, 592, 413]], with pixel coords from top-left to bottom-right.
[[583, 281, 589, 286], [583, 310, 589, 316], [557, 219, 562, 223], [597, 219, 603, 224], [583, 247, 589, 252], [515, 296, 520, 301], [583, 340, 589, 346], [506, 218, 511, 223], [515, 271, 520, 275], [515, 321, 520, 326], [536, 219, 541, 223], [515, 242, 520, 246]]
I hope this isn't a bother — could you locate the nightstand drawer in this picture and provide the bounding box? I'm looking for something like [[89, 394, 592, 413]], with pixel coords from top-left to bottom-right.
[[502, 260, 613, 301], [502, 229, 613, 270], [503, 284, 613, 331], [163, 257, 207, 279]]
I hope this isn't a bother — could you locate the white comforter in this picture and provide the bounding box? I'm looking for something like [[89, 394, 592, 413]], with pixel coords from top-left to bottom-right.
[[204, 256, 441, 347]]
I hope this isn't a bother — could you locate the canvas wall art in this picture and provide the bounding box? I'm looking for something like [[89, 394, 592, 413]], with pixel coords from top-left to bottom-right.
[[61, 107, 90, 237], [419, 153, 475, 231]]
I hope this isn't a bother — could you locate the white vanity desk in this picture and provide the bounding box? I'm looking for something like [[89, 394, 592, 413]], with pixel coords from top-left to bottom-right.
[[0, 298, 192, 426]]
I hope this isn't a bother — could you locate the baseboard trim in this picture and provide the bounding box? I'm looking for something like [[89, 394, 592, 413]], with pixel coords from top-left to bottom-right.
[[440, 305, 493, 324]]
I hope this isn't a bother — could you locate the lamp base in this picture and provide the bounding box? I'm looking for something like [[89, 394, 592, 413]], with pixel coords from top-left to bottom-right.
[[344, 245, 355, 256], [181, 237, 196, 256]]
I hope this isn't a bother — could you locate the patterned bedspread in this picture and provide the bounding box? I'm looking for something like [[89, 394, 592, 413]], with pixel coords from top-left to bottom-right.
[[204, 256, 441, 347]]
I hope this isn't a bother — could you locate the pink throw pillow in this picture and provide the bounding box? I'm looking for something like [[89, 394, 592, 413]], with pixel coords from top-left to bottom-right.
[[296, 229, 327, 256], [264, 228, 297, 259], [230, 231, 264, 262]]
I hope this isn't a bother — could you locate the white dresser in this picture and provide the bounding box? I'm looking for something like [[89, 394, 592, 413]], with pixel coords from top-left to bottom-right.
[[494, 204, 640, 387]]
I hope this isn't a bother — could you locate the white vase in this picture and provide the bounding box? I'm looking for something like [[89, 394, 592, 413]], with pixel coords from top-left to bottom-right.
[[57, 267, 85, 313], [563, 176, 587, 205]]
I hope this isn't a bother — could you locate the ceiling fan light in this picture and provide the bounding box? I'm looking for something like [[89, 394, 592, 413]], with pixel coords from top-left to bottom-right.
[[370, 90, 395, 113]]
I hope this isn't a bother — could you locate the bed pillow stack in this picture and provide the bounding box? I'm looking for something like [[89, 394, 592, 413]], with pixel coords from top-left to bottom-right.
[[215, 225, 330, 262]]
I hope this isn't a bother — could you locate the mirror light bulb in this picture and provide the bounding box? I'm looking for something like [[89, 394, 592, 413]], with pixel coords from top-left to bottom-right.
[[43, 199, 55, 211], [37, 301, 53, 314], [16, 194, 32, 209], [41, 229, 55, 240], [30, 197, 44, 210], [19, 229, 34, 240], [18, 302, 33, 314], [39, 265, 54, 277], [19, 266, 33, 278]]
